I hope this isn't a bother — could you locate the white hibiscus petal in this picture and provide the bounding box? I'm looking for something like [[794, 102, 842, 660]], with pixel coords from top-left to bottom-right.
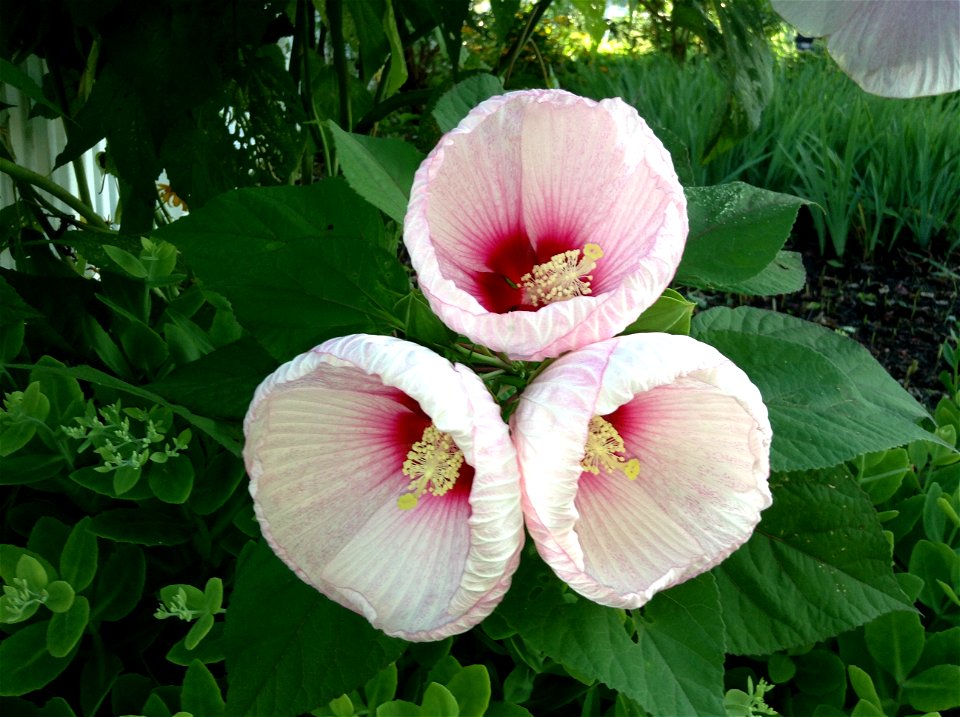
[[512, 333, 771, 608], [245, 335, 524, 640]]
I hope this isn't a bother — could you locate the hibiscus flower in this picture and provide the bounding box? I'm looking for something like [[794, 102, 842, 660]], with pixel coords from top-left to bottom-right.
[[243, 334, 524, 640], [511, 333, 772, 608], [772, 0, 960, 98], [404, 89, 687, 362]]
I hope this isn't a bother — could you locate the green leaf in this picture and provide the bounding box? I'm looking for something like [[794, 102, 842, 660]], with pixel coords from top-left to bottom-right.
[[421, 683, 459, 717], [902, 665, 960, 712], [376, 701, 421, 717], [91, 544, 145, 622], [0, 621, 75, 696], [44, 581, 75, 613], [182, 660, 225, 717], [0, 58, 63, 117], [864, 610, 924, 683], [433, 74, 505, 133], [103, 245, 148, 279], [147, 458, 195, 504], [622, 288, 694, 336], [364, 662, 398, 713], [79, 642, 122, 717], [185, 612, 215, 651], [722, 250, 806, 296], [446, 665, 490, 717], [224, 541, 406, 717], [693, 307, 933, 471], [1, 382, 50, 456], [29, 356, 85, 429], [113, 465, 141, 496], [91, 508, 193, 546], [701, 2, 773, 162], [189, 451, 246, 516], [909, 539, 959, 613], [203, 577, 224, 614], [484, 704, 534, 717], [766, 654, 796, 684], [12, 362, 241, 455], [847, 665, 883, 712], [850, 699, 884, 717], [498, 556, 725, 717], [328, 123, 425, 224], [0, 455, 67, 485], [156, 181, 408, 361], [794, 649, 847, 703], [676, 184, 806, 291], [396, 290, 455, 350], [855, 449, 911, 505], [713, 468, 914, 655], [166, 623, 226, 666], [46, 595, 89, 658], [37, 696, 77, 717], [17, 553, 49, 589], [145, 338, 278, 421]]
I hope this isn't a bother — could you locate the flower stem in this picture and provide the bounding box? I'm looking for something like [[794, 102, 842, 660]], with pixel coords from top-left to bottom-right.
[[0, 157, 111, 231]]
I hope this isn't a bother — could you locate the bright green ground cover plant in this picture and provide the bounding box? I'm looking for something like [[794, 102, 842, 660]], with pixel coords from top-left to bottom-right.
[[1, 2, 958, 716]]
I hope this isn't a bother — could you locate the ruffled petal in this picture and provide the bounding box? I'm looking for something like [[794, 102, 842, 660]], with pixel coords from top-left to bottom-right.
[[511, 333, 771, 608], [244, 334, 524, 641], [772, 0, 960, 98], [405, 89, 687, 361]]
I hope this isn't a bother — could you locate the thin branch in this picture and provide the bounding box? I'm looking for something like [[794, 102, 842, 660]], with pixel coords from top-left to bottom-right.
[[0, 157, 112, 231]]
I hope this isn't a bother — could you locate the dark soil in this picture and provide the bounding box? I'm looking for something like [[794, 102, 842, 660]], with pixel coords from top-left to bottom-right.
[[719, 245, 958, 410]]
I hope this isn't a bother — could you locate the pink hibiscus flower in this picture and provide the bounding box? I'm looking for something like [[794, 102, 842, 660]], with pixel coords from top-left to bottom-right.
[[511, 333, 773, 608], [404, 89, 687, 362], [243, 334, 524, 641]]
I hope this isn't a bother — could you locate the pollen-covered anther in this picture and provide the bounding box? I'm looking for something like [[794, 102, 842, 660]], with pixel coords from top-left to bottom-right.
[[398, 424, 465, 510], [580, 415, 640, 480], [520, 243, 604, 307]]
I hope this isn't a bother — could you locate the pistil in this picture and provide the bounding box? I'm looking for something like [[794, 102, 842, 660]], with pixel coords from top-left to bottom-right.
[[580, 415, 640, 480], [398, 424, 465, 509], [521, 243, 604, 307]]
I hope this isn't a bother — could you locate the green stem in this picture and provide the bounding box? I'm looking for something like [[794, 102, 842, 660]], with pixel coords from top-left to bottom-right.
[[498, 0, 554, 85], [354, 89, 434, 135], [294, 0, 320, 183], [0, 157, 111, 231], [452, 343, 513, 370], [327, 0, 351, 131]]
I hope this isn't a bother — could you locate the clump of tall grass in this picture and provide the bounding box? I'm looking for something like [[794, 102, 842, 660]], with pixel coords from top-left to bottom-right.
[[561, 53, 959, 259]]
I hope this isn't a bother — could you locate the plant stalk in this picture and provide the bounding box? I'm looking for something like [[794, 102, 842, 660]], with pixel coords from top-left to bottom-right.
[[0, 157, 111, 231]]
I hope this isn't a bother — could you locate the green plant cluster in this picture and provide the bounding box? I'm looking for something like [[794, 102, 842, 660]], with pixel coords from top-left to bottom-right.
[[561, 53, 960, 259]]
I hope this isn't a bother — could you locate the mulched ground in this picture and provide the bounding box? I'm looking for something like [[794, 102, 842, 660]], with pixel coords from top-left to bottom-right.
[[716, 235, 958, 410]]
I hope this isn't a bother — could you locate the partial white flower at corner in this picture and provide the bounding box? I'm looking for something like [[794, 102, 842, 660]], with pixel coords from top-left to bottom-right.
[[772, 0, 960, 98], [510, 333, 773, 609], [243, 334, 524, 641], [404, 89, 688, 362]]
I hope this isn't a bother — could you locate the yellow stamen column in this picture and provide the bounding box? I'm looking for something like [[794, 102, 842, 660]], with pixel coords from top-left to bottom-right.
[[398, 425, 465, 509], [521, 243, 604, 307], [580, 415, 640, 480]]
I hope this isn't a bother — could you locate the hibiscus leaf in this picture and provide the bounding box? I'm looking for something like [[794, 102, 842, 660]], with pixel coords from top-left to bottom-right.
[[328, 122, 425, 224], [722, 250, 806, 296], [713, 467, 914, 655], [156, 180, 409, 361], [692, 306, 934, 471], [676, 183, 807, 293], [225, 540, 406, 717], [433, 74, 505, 133], [497, 554, 725, 717]]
